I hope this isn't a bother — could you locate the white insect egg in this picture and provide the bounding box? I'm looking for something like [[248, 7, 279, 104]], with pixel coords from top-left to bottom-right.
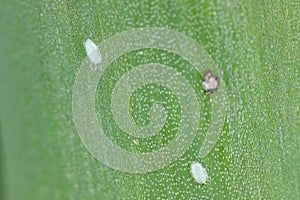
[[190, 162, 209, 184], [133, 139, 139, 145], [202, 71, 220, 94], [84, 39, 101, 64]]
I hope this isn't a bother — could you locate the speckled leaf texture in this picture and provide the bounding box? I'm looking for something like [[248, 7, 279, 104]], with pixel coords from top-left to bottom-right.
[[0, 0, 299, 199]]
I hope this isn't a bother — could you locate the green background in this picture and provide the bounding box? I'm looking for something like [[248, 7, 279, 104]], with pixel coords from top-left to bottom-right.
[[0, 0, 299, 199]]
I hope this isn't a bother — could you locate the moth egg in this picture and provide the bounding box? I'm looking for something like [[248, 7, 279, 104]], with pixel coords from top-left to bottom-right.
[[84, 39, 101, 64], [202, 71, 220, 94], [190, 162, 209, 184], [133, 139, 139, 145]]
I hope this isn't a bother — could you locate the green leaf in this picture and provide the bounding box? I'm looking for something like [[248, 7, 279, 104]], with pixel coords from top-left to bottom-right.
[[1, 0, 299, 199]]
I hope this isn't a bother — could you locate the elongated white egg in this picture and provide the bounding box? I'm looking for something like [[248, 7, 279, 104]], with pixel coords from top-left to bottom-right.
[[190, 162, 209, 184], [84, 39, 101, 64]]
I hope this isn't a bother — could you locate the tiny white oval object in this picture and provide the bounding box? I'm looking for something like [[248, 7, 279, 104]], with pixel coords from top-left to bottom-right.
[[190, 162, 209, 184], [202, 71, 220, 94], [84, 39, 101, 64]]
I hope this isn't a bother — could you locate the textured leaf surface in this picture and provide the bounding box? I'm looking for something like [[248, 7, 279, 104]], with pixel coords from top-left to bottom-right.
[[1, 0, 299, 199]]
